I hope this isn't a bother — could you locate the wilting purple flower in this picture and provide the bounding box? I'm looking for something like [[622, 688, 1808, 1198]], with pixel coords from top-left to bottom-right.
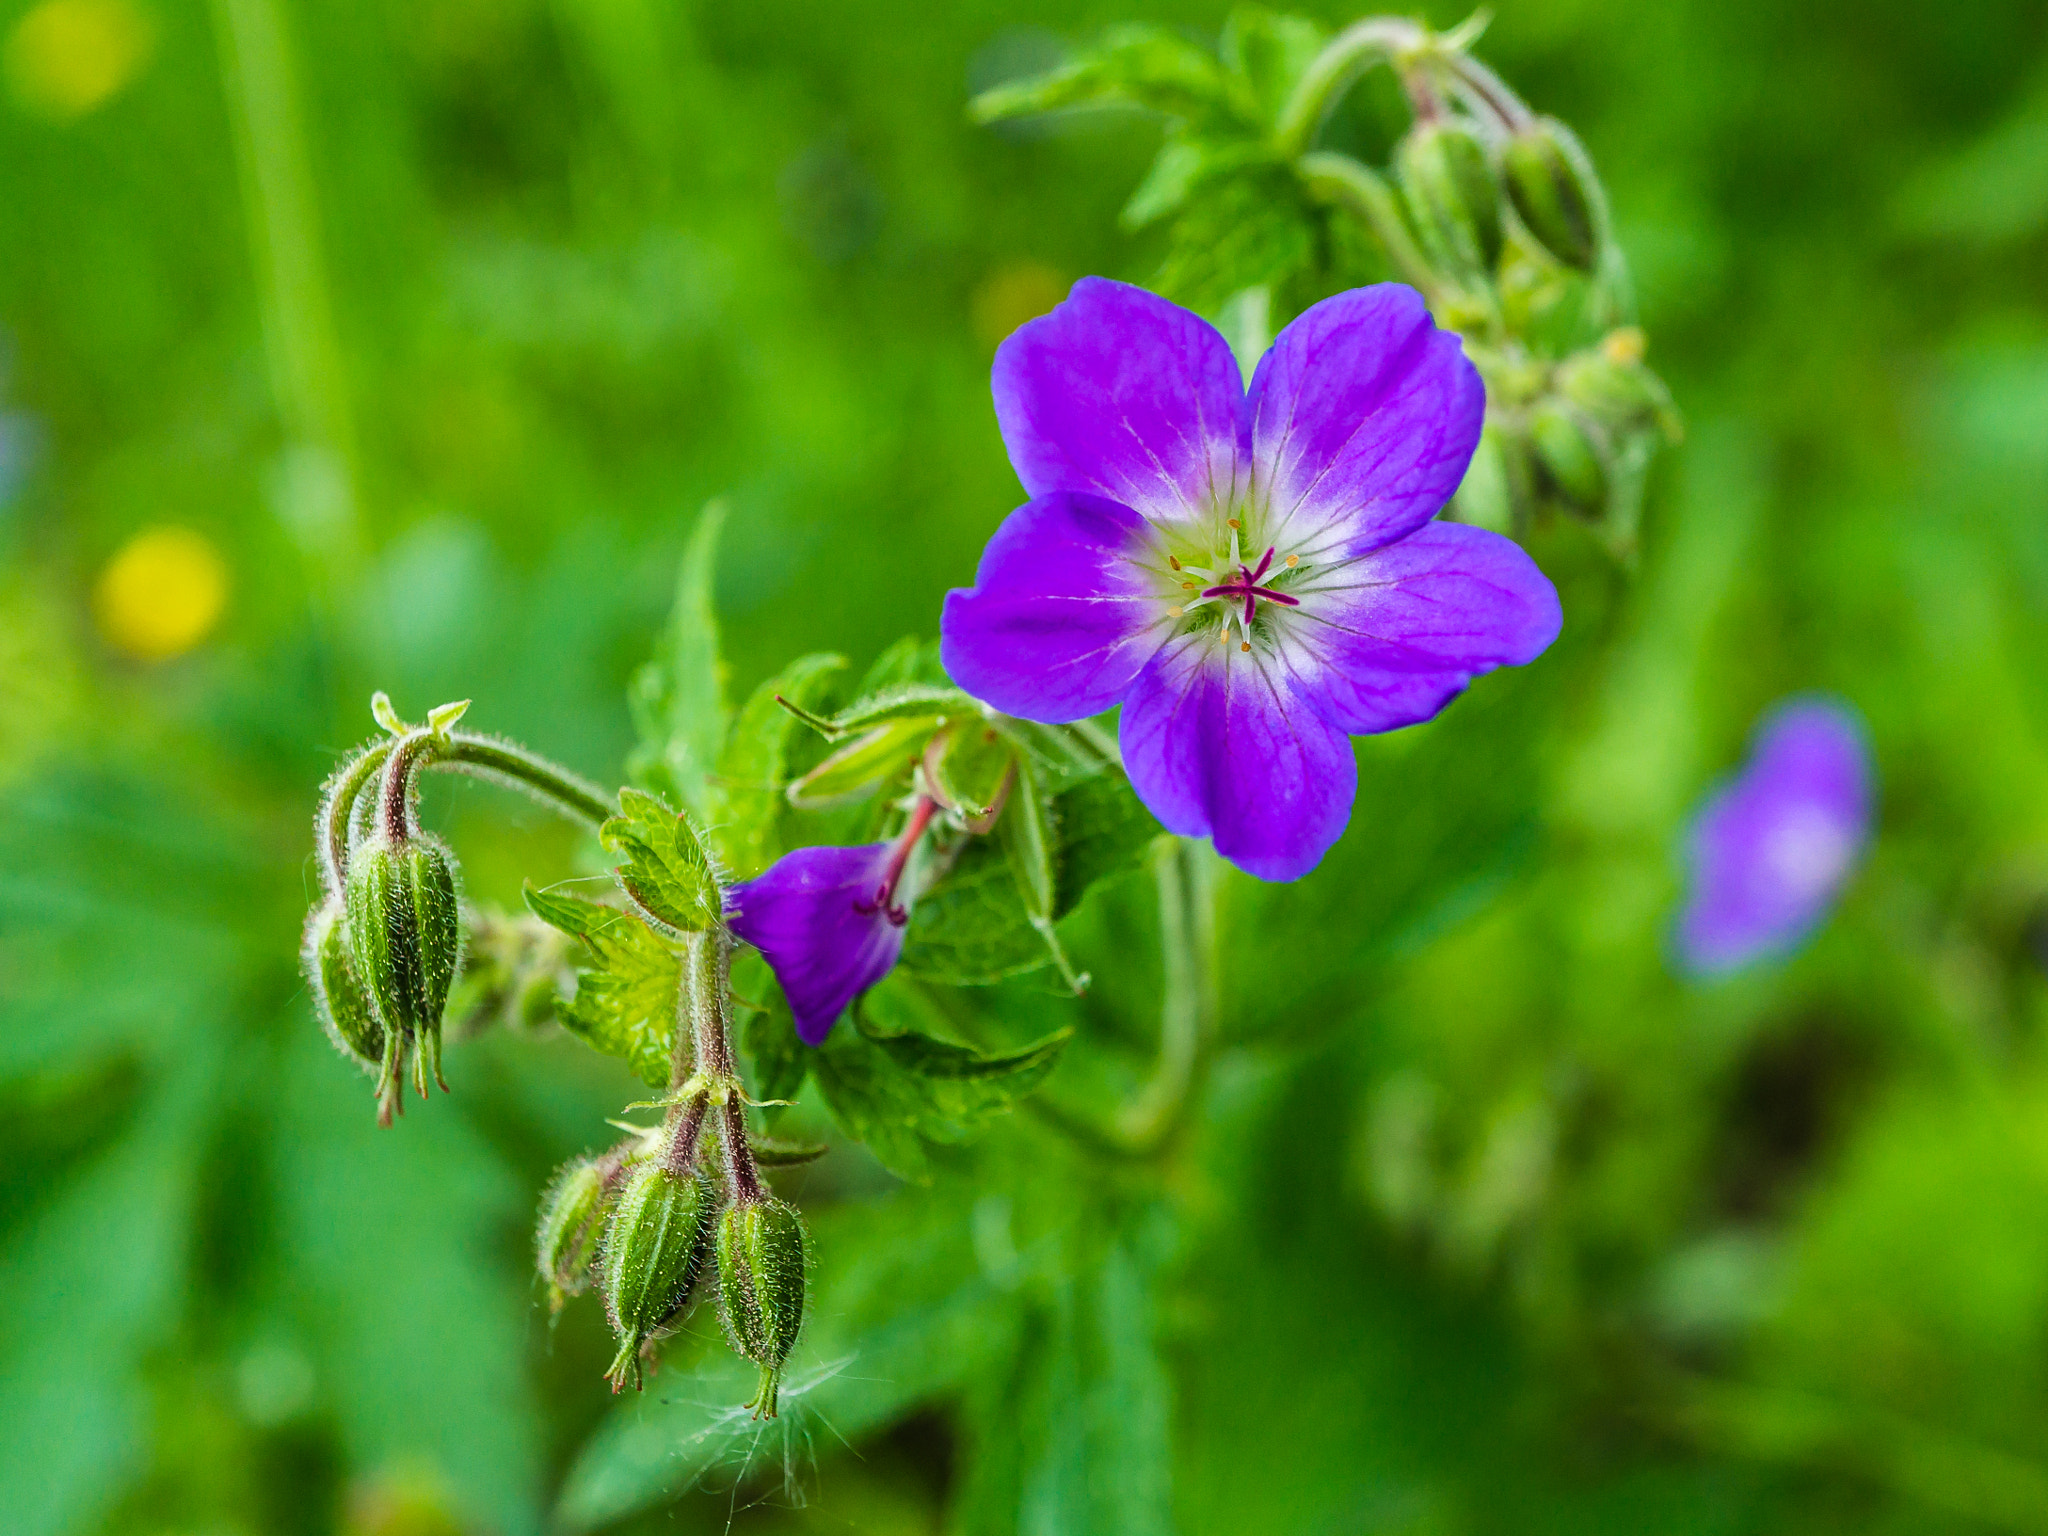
[[1676, 698, 1873, 975], [939, 278, 1561, 881], [728, 799, 938, 1043]]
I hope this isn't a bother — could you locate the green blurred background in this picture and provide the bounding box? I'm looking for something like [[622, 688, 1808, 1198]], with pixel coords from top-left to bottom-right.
[[7, 0, 2048, 1532]]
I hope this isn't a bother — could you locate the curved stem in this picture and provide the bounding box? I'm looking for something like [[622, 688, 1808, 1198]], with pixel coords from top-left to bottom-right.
[[437, 733, 614, 827], [380, 730, 441, 843], [318, 739, 393, 897], [1296, 151, 1445, 301], [1274, 18, 1422, 156]]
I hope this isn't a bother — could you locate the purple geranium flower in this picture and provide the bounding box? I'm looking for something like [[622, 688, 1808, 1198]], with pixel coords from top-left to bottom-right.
[[728, 798, 938, 1043], [1676, 697, 1873, 976], [938, 278, 1561, 881]]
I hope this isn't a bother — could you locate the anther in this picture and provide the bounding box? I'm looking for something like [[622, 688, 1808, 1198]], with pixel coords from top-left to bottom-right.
[[1240, 641, 1251, 652], [1285, 554, 1299, 567], [1181, 581, 1197, 590], [1227, 518, 1241, 530], [1168, 555, 1181, 570]]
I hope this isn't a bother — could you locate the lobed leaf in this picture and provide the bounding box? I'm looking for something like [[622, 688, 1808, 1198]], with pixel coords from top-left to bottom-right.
[[598, 787, 723, 935], [625, 502, 729, 817], [523, 881, 677, 1088], [969, 25, 1233, 127]]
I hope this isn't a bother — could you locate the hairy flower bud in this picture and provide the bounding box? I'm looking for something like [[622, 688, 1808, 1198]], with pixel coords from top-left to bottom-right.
[[1528, 399, 1607, 513], [598, 1162, 716, 1392], [1397, 119, 1505, 279], [303, 900, 384, 1070], [345, 833, 463, 1100], [536, 1153, 620, 1310], [1555, 331, 1682, 442], [715, 1196, 809, 1418], [1501, 117, 1601, 272]]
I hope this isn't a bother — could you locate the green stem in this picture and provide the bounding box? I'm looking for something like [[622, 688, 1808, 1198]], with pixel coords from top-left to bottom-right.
[[1296, 151, 1446, 303], [683, 928, 763, 1202], [1273, 17, 1423, 156], [318, 739, 393, 897], [439, 733, 614, 827]]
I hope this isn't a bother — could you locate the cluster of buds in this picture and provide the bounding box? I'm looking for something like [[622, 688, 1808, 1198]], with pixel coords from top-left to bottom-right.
[[304, 695, 471, 1126], [1314, 20, 1681, 557], [303, 693, 614, 1124], [536, 921, 810, 1413]]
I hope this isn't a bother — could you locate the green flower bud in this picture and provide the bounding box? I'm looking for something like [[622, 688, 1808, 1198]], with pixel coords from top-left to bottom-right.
[[1555, 329, 1682, 442], [345, 833, 463, 1101], [536, 1153, 619, 1310], [598, 1162, 716, 1392], [1397, 119, 1506, 279], [303, 900, 384, 1070], [715, 1196, 809, 1418], [1528, 400, 1607, 514], [922, 719, 1015, 831], [1501, 117, 1601, 272]]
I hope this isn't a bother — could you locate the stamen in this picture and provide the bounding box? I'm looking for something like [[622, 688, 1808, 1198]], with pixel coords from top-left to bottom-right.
[[1181, 581, 1197, 590], [1285, 554, 1299, 567], [1227, 518, 1240, 530], [1169, 555, 1181, 571], [1240, 640, 1251, 652], [1168, 606, 1183, 617]]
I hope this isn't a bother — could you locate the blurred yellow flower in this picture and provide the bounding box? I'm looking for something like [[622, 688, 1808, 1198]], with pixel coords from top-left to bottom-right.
[[970, 260, 1067, 352], [5, 0, 155, 122], [94, 525, 229, 661]]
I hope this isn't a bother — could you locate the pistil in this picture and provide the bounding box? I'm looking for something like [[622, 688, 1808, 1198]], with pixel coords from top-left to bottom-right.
[[855, 795, 940, 926]]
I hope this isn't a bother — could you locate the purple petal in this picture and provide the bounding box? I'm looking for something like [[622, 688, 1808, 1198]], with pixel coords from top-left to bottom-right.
[[993, 277, 1247, 529], [1119, 632, 1358, 881], [1676, 698, 1874, 976], [940, 491, 1169, 722], [1247, 285, 1484, 561], [729, 843, 905, 1043], [1280, 520, 1563, 734]]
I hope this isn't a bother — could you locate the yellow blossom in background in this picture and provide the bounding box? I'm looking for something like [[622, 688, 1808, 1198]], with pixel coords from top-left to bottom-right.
[[5, 0, 154, 122], [969, 260, 1067, 351], [94, 525, 229, 661]]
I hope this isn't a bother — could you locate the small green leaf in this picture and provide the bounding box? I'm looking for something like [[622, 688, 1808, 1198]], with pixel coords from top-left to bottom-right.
[[626, 501, 729, 817], [1218, 7, 1328, 128], [523, 881, 678, 1088], [857, 635, 950, 694], [425, 698, 471, 737], [1156, 172, 1314, 312], [711, 651, 846, 879], [969, 24, 1232, 126], [899, 835, 1048, 984], [370, 690, 405, 735], [599, 788, 723, 935]]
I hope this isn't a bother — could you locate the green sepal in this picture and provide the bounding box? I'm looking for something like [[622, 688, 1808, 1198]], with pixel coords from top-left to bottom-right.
[[1528, 399, 1608, 512], [1501, 116, 1602, 272], [343, 835, 463, 1051], [524, 881, 679, 1089], [927, 720, 1016, 825], [304, 899, 384, 1070], [536, 1153, 618, 1308], [999, 755, 1056, 923], [600, 788, 723, 936], [599, 1162, 717, 1392], [715, 1198, 810, 1416], [789, 683, 979, 741], [710, 651, 846, 879], [786, 717, 935, 810], [1397, 119, 1506, 278]]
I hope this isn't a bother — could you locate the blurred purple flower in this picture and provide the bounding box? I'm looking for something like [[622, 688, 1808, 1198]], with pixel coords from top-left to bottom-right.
[[939, 278, 1560, 882], [1676, 698, 1873, 975], [728, 798, 937, 1044]]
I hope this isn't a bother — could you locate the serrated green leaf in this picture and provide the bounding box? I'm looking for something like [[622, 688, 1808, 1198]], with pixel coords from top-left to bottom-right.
[[1156, 172, 1315, 311], [626, 502, 729, 817], [809, 990, 1067, 1181], [1219, 7, 1328, 128], [1120, 136, 1279, 231], [857, 635, 950, 694], [599, 787, 722, 934], [970, 25, 1232, 127], [1053, 772, 1163, 918], [899, 834, 1048, 984], [710, 650, 846, 878], [523, 882, 678, 1088]]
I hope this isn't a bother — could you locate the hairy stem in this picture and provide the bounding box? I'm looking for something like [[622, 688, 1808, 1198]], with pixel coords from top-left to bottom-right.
[[318, 739, 393, 896], [380, 730, 442, 843], [684, 928, 764, 1202], [1115, 837, 1218, 1155], [1273, 17, 1423, 156], [440, 733, 613, 827]]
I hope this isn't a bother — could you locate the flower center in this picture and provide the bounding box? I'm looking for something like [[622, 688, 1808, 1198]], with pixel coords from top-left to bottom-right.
[[1161, 519, 1304, 653]]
